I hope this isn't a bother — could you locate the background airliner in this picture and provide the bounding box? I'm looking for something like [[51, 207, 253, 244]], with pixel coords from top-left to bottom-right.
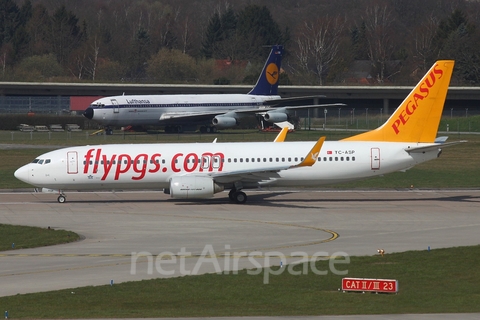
[[82, 45, 342, 133], [16, 61, 463, 204]]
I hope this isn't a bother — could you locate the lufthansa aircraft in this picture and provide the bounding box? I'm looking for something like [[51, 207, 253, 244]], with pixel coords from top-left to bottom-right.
[[15, 61, 463, 204], [82, 45, 342, 133]]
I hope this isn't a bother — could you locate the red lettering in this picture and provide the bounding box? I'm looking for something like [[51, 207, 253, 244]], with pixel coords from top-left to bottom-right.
[[413, 93, 424, 107], [115, 154, 131, 180], [149, 153, 161, 173], [101, 154, 117, 180], [83, 148, 95, 173], [93, 148, 101, 174], [184, 153, 198, 172], [405, 100, 416, 116], [424, 71, 436, 88], [398, 109, 409, 126], [433, 63, 443, 79], [419, 82, 429, 97], [172, 153, 183, 173], [132, 154, 148, 180], [392, 119, 401, 135]]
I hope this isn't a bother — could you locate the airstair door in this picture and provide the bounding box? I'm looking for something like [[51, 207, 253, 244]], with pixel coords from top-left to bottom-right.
[[111, 99, 119, 113], [67, 151, 78, 174], [371, 148, 380, 170]]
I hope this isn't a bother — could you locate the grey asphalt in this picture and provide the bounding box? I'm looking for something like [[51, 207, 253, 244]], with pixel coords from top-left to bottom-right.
[[1, 189, 479, 319]]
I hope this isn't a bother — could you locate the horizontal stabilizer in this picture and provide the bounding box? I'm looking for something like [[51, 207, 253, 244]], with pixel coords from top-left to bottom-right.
[[405, 140, 467, 154]]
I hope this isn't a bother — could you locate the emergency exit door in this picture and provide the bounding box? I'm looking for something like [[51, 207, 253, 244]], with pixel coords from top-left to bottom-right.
[[371, 148, 380, 170]]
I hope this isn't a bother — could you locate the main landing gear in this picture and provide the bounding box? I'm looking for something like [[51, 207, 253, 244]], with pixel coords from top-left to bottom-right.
[[199, 125, 217, 133], [228, 188, 247, 204]]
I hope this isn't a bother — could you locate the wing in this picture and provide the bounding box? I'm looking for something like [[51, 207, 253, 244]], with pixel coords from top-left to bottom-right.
[[157, 103, 346, 124], [207, 136, 326, 185]]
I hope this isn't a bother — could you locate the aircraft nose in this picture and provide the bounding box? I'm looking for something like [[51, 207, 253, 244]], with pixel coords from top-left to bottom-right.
[[14, 165, 29, 183], [83, 107, 94, 119]]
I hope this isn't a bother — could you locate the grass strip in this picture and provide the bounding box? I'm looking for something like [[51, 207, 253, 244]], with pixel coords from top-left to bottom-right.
[[1, 245, 479, 317], [0, 224, 79, 251]]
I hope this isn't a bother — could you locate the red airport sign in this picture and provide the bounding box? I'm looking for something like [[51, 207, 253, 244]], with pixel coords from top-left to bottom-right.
[[341, 277, 398, 293]]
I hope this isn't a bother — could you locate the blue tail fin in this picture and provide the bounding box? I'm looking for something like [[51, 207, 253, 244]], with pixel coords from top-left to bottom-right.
[[248, 45, 283, 96]]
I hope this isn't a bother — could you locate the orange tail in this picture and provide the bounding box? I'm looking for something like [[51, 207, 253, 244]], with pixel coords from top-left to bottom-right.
[[343, 61, 455, 143]]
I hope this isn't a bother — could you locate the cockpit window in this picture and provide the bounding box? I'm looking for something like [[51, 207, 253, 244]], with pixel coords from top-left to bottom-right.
[[32, 158, 51, 164]]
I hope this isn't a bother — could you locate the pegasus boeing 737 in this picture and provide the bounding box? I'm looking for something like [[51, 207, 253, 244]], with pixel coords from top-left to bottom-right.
[[82, 45, 343, 133], [15, 61, 463, 204]]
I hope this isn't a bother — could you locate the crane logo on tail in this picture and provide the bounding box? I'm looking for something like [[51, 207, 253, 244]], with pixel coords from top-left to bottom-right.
[[266, 63, 279, 85]]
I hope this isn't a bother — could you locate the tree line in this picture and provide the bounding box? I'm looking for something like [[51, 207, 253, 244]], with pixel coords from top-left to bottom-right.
[[2, 0, 480, 86]]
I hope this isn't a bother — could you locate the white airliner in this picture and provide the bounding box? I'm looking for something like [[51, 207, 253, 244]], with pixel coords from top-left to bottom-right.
[[82, 45, 342, 133], [15, 61, 462, 204]]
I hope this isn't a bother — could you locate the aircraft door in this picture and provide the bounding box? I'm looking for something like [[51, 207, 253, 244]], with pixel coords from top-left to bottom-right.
[[111, 99, 119, 113], [67, 151, 78, 174], [371, 148, 380, 170], [201, 156, 210, 171]]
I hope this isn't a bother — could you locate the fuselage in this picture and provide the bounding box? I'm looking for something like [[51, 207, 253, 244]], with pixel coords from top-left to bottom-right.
[[83, 94, 281, 127], [14, 141, 440, 191]]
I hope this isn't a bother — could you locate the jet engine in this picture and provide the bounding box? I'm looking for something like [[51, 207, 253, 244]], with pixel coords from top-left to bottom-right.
[[212, 116, 237, 128], [169, 176, 224, 199], [264, 111, 288, 122]]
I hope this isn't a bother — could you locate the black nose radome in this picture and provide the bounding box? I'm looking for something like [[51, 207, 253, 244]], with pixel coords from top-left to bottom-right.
[[83, 107, 94, 119]]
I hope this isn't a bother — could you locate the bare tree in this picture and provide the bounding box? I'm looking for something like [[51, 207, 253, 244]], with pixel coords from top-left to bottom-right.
[[411, 14, 439, 73], [294, 15, 346, 85], [362, 3, 395, 83]]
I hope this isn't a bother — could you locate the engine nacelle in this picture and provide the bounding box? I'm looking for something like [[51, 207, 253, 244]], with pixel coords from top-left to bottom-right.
[[169, 176, 224, 199], [264, 112, 288, 122], [212, 116, 237, 128]]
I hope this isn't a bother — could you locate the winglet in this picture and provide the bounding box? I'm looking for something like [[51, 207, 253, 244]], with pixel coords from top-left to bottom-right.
[[342, 60, 455, 143], [273, 127, 289, 142], [248, 45, 283, 96], [292, 136, 326, 168]]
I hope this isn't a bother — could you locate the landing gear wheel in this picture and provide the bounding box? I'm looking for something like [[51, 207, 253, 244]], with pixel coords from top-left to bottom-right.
[[57, 195, 66, 203], [233, 191, 247, 204], [228, 188, 236, 201]]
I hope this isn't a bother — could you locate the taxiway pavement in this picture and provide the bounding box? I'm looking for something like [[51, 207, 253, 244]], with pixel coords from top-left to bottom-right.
[[1, 189, 479, 297]]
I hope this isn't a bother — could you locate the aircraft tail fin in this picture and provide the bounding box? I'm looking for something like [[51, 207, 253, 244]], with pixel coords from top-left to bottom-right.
[[248, 45, 283, 96], [342, 60, 455, 143]]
